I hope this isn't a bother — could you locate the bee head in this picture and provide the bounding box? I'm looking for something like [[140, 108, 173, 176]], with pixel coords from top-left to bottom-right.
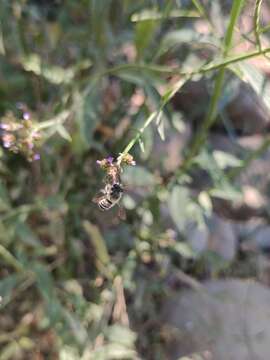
[[112, 183, 123, 192]]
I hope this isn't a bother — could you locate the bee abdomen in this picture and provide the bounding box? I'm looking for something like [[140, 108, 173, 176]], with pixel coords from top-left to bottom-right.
[[99, 198, 113, 211]]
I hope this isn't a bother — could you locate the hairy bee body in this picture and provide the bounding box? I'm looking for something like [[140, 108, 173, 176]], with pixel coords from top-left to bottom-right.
[[96, 183, 123, 211]]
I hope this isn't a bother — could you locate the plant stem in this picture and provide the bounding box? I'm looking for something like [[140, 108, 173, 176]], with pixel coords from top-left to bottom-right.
[[105, 47, 270, 78], [172, 0, 245, 180], [117, 44, 270, 162], [121, 112, 157, 156], [191, 0, 214, 31], [254, 0, 263, 51], [0, 245, 24, 272]]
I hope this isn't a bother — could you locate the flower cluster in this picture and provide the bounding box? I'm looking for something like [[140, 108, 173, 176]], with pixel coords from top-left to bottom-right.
[[96, 153, 136, 171], [96, 156, 115, 170], [117, 153, 136, 166], [0, 110, 42, 161]]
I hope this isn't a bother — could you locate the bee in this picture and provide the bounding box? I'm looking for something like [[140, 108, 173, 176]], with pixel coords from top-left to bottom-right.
[[93, 182, 124, 211], [93, 161, 126, 219]]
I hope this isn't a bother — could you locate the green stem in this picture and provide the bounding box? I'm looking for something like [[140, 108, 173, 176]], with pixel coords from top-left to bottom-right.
[[121, 111, 158, 155], [191, 0, 214, 31], [254, 0, 263, 51], [105, 46, 270, 78], [172, 0, 245, 180], [0, 245, 24, 272], [117, 46, 270, 161]]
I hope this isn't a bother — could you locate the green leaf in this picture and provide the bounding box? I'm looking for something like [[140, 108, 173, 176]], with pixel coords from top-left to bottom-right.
[[15, 222, 42, 248], [168, 186, 190, 232], [161, 78, 187, 105], [34, 264, 54, 301], [56, 124, 72, 142], [140, 125, 153, 160], [213, 150, 242, 169], [138, 137, 145, 152], [155, 110, 165, 141], [135, 19, 157, 59], [83, 221, 111, 269], [90, 344, 137, 360], [114, 68, 147, 85], [33, 264, 65, 327], [234, 62, 270, 111], [209, 185, 242, 202], [0, 180, 10, 211], [121, 166, 157, 187], [105, 325, 137, 347], [75, 88, 100, 150], [173, 242, 195, 259], [0, 274, 20, 306], [198, 191, 213, 215], [20, 54, 75, 85], [131, 8, 200, 22], [63, 310, 88, 345], [158, 29, 220, 57]]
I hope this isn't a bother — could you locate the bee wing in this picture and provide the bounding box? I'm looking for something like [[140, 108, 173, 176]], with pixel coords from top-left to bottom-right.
[[117, 206, 127, 220]]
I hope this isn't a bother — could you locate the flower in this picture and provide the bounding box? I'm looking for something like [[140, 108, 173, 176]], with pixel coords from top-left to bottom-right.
[[33, 153, 40, 161], [23, 112, 30, 120], [0, 110, 42, 161], [0, 123, 10, 130], [106, 156, 114, 164], [117, 153, 136, 166], [96, 155, 115, 170]]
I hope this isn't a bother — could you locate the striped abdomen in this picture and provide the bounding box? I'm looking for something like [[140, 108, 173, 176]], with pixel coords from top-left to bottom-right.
[[98, 198, 114, 211]]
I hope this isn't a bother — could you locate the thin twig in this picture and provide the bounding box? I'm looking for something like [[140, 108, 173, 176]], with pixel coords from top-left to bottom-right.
[[254, 0, 263, 51]]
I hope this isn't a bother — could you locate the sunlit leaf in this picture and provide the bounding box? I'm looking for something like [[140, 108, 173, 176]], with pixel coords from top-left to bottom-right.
[[161, 78, 187, 105], [158, 29, 220, 57], [135, 19, 157, 59], [138, 137, 145, 152], [213, 150, 242, 169], [198, 191, 213, 214], [21, 54, 75, 85], [173, 242, 195, 259], [155, 110, 165, 141], [83, 221, 110, 268], [234, 62, 270, 111], [168, 186, 190, 232], [56, 124, 72, 142], [131, 8, 200, 22], [105, 325, 137, 347]]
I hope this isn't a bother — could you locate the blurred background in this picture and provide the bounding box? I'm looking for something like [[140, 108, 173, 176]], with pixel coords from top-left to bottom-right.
[[1, 0, 270, 359]]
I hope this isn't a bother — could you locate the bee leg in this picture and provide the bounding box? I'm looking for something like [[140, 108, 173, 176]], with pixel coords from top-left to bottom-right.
[[117, 204, 127, 220]]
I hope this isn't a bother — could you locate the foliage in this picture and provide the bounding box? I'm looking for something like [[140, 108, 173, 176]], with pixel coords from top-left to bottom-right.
[[0, 0, 270, 359]]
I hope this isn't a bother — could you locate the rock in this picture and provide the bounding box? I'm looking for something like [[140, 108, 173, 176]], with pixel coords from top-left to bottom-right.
[[172, 79, 270, 135], [187, 214, 237, 261], [162, 279, 270, 360]]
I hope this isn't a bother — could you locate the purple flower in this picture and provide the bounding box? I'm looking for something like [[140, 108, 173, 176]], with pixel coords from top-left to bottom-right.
[[23, 112, 30, 120], [33, 153, 40, 161], [3, 141, 11, 148], [0, 123, 10, 130], [96, 160, 102, 165], [106, 156, 114, 164]]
